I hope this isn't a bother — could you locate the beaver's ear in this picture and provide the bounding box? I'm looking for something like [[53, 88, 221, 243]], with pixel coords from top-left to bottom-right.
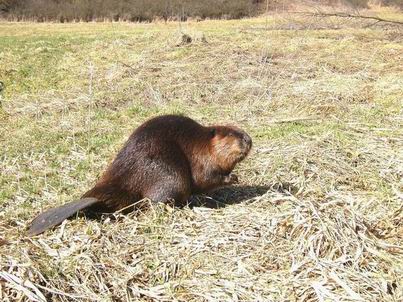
[[210, 128, 216, 138]]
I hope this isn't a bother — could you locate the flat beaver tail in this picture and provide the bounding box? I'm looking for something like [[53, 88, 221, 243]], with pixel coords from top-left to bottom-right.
[[27, 197, 99, 236]]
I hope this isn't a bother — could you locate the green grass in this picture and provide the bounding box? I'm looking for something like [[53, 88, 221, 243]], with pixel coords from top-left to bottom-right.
[[0, 10, 402, 301]]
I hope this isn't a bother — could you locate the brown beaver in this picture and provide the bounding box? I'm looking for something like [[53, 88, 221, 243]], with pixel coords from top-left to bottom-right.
[[27, 114, 252, 236]]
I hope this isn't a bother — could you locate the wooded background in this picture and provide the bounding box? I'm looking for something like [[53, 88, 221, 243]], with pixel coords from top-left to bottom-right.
[[0, 1, 401, 22]]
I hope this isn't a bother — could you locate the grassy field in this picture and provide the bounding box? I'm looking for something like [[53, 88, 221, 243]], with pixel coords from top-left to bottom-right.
[[0, 9, 402, 301]]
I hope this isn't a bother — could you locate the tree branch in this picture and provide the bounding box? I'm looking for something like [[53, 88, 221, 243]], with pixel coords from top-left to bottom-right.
[[296, 11, 403, 26]]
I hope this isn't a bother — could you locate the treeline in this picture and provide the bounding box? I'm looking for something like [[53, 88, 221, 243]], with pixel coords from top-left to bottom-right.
[[0, 1, 401, 22], [0, 0, 263, 22]]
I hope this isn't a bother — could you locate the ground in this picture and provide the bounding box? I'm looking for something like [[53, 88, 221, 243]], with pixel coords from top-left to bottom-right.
[[0, 8, 402, 302]]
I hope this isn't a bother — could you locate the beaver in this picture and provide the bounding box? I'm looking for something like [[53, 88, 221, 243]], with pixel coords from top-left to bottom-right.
[[27, 114, 252, 236]]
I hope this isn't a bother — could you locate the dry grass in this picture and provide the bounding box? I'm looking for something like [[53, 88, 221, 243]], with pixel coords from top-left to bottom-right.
[[0, 8, 402, 301]]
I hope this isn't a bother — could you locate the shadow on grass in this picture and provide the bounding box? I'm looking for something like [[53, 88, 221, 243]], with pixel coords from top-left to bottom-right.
[[188, 181, 301, 209], [188, 185, 271, 209]]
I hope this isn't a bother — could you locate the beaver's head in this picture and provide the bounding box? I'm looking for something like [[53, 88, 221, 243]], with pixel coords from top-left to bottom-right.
[[209, 125, 252, 172]]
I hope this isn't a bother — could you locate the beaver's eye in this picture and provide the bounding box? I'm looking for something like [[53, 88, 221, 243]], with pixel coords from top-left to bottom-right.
[[210, 128, 216, 137]]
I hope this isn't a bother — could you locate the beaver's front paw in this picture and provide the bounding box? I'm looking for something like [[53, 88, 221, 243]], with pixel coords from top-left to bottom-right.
[[223, 173, 238, 185]]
